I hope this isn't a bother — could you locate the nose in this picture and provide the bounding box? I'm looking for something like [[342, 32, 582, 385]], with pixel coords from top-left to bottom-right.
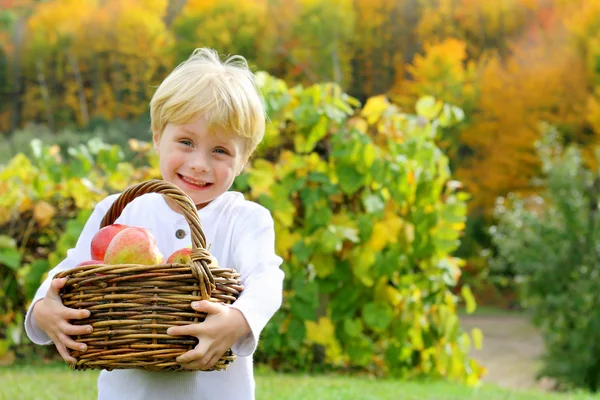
[[189, 153, 211, 172]]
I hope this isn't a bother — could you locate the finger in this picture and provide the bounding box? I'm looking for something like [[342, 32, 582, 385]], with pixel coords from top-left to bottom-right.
[[61, 307, 91, 321], [48, 278, 67, 298], [61, 322, 93, 336], [58, 332, 88, 353], [199, 352, 218, 370], [206, 353, 222, 370], [176, 347, 206, 364], [167, 324, 203, 337], [181, 352, 219, 371], [54, 341, 77, 364], [191, 300, 222, 315], [177, 338, 211, 364]]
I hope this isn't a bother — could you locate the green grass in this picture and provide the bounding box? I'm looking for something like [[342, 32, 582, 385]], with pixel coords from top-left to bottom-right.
[[1, 364, 599, 400], [458, 305, 530, 317]]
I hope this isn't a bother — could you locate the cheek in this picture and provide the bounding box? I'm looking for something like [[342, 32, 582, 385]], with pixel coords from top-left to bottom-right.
[[160, 148, 183, 173]]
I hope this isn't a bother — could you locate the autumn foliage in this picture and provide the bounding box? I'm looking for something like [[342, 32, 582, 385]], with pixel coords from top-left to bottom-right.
[[0, 77, 484, 381], [2, 0, 600, 218]]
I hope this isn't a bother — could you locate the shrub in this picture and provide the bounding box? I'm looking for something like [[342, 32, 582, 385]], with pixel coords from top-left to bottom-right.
[[0, 75, 482, 383], [490, 125, 600, 391]]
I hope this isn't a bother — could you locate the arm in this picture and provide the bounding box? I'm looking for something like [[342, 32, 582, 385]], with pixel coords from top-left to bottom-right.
[[228, 208, 284, 356], [24, 194, 118, 345], [167, 207, 284, 368]]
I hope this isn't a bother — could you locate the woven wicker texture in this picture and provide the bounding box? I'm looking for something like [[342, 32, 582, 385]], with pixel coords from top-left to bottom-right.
[[55, 180, 243, 372]]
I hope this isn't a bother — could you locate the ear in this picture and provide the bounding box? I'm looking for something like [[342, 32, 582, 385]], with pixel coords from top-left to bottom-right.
[[152, 130, 160, 154]]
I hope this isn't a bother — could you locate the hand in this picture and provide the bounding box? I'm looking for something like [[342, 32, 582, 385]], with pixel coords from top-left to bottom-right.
[[32, 277, 93, 364], [167, 300, 251, 370]]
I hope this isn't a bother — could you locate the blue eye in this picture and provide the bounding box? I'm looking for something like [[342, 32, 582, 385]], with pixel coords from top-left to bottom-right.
[[214, 148, 228, 155], [180, 140, 193, 147]]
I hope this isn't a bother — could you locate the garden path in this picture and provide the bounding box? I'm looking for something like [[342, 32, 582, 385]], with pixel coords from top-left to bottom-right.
[[460, 313, 555, 390]]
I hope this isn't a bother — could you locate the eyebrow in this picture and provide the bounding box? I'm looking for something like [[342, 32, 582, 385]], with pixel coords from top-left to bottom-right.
[[181, 127, 200, 137]]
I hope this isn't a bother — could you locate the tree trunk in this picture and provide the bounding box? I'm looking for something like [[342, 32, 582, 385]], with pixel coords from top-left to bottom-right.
[[9, 17, 25, 147], [67, 49, 89, 127], [36, 59, 55, 132], [163, 0, 188, 29]]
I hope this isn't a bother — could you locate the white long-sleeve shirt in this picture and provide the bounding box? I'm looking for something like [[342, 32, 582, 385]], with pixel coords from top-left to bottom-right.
[[24, 190, 285, 400]]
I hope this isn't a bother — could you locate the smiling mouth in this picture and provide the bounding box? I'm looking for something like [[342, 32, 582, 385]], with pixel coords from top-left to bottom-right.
[[178, 174, 213, 188]]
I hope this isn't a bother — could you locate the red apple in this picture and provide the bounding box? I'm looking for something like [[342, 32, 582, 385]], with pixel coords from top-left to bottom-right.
[[104, 227, 164, 265], [90, 224, 129, 261], [167, 247, 192, 264], [75, 260, 102, 267]]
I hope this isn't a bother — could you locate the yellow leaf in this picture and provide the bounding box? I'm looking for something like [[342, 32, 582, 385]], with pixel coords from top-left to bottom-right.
[[33, 201, 56, 227], [361, 95, 390, 125], [305, 317, 334, 345], [461, 285, 477, 314], [129, 138, 152, 153], [403, 222, 415, 244], [384, 213, 404, 244], [366, 222, 388, 252], [374, 277, 402, 306], [0, 154, 36, 182], [349, 117, 369, 133], [460, 332, 471, 353], [350, 248, 376, 287], [409, 327, 424, 350], [310, 253, 336, 278], [471, 327, 484, 350], [247, 159, 275, 198], [407, 170, 415, 185], [275, 226, 300, 258], [18, 196, 34, 214], [305, 316, 345, 365], [451, 222, 466, 231]]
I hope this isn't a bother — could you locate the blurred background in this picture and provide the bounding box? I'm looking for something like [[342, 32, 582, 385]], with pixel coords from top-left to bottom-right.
[[3, 0, 600, 398]]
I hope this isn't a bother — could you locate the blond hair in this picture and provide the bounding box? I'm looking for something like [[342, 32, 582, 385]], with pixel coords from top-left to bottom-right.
[[150, 48, 266, 157]]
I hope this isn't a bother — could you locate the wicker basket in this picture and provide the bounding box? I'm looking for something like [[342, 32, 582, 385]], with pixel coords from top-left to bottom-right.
[[55, 180, 243, 372]]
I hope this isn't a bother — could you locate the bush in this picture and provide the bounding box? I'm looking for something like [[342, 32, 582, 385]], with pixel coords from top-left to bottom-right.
[[0, 74, 482, 383], [1, 116, 152, 165], [490, 125, 600, 391], [0, 135, 161, 363], [238, 77, 482, 382]]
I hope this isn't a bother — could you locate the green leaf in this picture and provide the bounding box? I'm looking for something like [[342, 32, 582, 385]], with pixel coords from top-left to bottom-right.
[[331, 284, 361, 322], [291, 240, 314, 264], [343, 318, 363, 338], [461, 285, 477, 314], [0, 248, 21, 271], [0, 235, 17, 249], [287, 318, 306, 349], [305, 116, 329, 152], [290, 279, 319, 321], [336, 163, 364, 195], [347, 335, 374, 366], [24, 259, 50, 299], [362, 302, 394, 332], [290, 298, 318, 321], [357, 215, 374, 242], [311, 253, 336, 278]]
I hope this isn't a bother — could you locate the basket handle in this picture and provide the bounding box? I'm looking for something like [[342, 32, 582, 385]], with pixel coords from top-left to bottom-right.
[[100, 179, 215, 298]]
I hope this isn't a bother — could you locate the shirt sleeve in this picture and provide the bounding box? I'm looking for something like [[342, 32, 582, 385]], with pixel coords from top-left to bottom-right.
[[24, 194, 119, 345], [228, 207, 285, 357]]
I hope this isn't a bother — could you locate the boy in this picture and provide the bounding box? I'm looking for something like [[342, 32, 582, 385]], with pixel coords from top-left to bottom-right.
[[25, 48, 284, 400]]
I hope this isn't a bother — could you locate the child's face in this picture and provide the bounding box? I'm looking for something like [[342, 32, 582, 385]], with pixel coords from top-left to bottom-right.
[[153, 116, 247, 209]]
